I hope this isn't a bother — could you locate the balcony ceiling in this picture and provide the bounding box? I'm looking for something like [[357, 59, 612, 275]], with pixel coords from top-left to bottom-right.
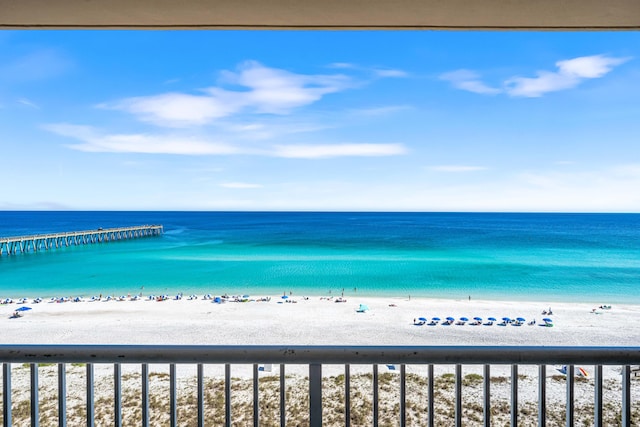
[[1, 0, 639, 30]]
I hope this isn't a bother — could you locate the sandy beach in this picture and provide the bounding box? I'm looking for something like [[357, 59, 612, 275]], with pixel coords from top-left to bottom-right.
[[2, 294, 640, 425], [2, 294, 639, 346]]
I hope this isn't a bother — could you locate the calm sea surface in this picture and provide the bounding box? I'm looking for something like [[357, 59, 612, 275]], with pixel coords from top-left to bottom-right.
[[1, 211, 639, 303]]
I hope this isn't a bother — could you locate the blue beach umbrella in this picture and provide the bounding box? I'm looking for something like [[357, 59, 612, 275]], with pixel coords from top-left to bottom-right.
[[542, 318, 553, 323], [281, 295, 289, 299], [432, 317, 441, 321], [446, 317, 455, 321], [502, 317, 511, 322], [460, 317, 469, 322], [418, 317, 427, 322], [487, 317, 496, 321], [516, 317, 526, 322], [15, 306, 32, 312]]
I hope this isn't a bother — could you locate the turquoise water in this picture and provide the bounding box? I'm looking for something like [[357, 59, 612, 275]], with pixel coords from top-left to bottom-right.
[[1, 211, 639, 303]]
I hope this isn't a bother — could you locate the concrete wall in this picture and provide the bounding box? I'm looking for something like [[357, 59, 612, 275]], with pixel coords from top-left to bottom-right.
[[1, 0, 639, 29]]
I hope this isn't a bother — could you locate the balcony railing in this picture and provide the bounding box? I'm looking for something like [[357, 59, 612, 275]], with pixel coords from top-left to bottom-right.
[[1, 345, 639, 426]]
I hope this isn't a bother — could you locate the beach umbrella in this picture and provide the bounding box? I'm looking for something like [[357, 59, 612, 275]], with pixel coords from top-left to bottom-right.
[[15, 306, 32, 312], [446, 317, 455, 321], [418, 317, 427, 322], [488, 317, 496, 321], [432, 317, 441, 321], [502, 317, 511, 322], [242, 294, 249, 298], [516, 317, 526, 322], [281, 295, 289, 299], [542, 318, 553, 323], [473, 317, 483, 321], [460, 317, 469, 322]]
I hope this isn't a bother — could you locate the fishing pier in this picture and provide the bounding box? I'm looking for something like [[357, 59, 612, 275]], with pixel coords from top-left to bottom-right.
[[0, 225, 163, 256]]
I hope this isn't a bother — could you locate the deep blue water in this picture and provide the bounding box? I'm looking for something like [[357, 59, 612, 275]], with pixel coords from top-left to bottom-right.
[[1, 211, 639, 303]]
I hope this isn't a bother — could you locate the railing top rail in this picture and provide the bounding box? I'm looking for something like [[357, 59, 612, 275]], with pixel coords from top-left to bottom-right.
[[0, 225, 163, 242], [1, 345, 639, 365]]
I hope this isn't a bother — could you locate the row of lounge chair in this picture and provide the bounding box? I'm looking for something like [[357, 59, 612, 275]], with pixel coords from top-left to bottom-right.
[[414, 316, 553, 327]]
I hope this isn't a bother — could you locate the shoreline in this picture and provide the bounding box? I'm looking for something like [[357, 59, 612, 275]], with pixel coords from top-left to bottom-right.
[[2, 294, 639, 347]]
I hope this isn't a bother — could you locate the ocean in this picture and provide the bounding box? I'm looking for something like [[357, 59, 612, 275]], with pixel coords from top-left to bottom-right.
[[1, 211, 639, 303]]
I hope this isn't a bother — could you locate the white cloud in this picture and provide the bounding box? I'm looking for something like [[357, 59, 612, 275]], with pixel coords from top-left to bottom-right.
[[557, 55, 629, 79], [439, 70, 501, 95], [18, 98, 40, 109], [429, 165, 488, 172], [222, 119, 332, 141], [272, 143, 407, 159], [219, 182, 263, 189], [45, 123, 407, 159], [374, 69, 408, 78], [441, 55, 630, 98], [222, 61, 351, 114], [505, 55, 630, 97], [351, 105, 411, 116], [104, 61, 352, 127], [45, 123, 240, 155], [327, 62, 356, 69], [105, 93, 238, 127]]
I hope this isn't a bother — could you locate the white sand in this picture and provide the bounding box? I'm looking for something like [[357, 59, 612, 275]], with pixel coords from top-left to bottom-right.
[[3, 295, 639, 425], [2, 294, 638, 346]]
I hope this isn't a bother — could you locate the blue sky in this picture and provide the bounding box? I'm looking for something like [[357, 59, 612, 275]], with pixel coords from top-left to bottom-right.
[[1, 31, 639, 211]]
